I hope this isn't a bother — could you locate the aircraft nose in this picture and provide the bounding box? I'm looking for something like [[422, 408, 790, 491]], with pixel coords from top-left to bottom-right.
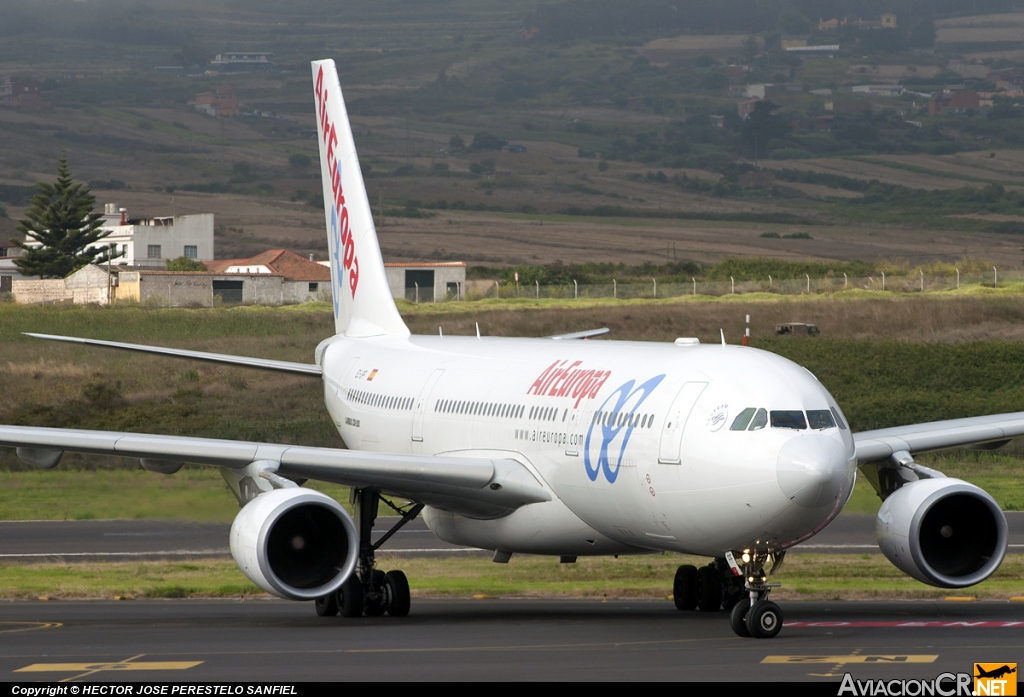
[[776, 435, 849, 509]]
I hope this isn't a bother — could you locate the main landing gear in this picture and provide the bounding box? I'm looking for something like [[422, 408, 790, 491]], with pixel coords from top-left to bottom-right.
[[673, 552, 784, 639], [315, 488, 420, 619]]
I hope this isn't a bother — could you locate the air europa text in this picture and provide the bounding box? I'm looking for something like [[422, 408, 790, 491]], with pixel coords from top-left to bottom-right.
[[527, 360, 612, 408]]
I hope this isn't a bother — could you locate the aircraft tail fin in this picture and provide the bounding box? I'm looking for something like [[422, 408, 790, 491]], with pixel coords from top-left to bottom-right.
[[312, 59, 409, 338]]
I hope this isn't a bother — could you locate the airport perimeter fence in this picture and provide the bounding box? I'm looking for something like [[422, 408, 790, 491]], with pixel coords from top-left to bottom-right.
[[464, 270, 1024, 302]]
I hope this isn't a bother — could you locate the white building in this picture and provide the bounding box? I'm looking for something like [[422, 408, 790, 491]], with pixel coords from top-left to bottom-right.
[[0, 244, 31, 290], [852, 84, 905, 97], [93, 203, 214, 267]]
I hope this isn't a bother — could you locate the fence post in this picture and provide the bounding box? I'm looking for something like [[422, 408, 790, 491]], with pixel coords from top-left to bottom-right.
[[415, 282, 419, 304], [573, 279, 578, 299], [920, 269, 924, 292], [994, 266, 998, 288], [613, 279, 616, 299], [956, 268, 960, 290], [692, 277, 696, 295], [882, 271, 885, 291], [806, 274, 810, 294], [653, 278, 657, 298], [536, 280, 539, 299], [731, 276, 735, 294]]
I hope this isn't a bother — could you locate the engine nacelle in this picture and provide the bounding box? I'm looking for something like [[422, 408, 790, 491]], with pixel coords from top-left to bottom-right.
[[230, 487, 358, 600], [876, 478, 1007, 588]]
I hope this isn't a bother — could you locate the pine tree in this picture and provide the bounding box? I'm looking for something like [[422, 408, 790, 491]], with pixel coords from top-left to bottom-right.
[[11, 156, 114, 278]]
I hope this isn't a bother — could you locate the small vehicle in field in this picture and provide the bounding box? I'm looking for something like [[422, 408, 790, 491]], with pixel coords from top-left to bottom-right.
[[775, 322, 820, 336]]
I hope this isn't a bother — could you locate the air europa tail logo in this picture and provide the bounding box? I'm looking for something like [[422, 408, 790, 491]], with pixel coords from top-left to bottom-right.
[[527, 360, 612, 408], [315, 66, 360, 304]]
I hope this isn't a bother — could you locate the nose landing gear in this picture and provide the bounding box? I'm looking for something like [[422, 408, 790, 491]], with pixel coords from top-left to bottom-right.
[[726, 550, 784, 639], [673, 552, 784, 638], [315, 488, 419, 619]]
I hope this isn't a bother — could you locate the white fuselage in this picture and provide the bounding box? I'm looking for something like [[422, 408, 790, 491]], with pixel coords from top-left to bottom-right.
[[319, 335, 858, 559]]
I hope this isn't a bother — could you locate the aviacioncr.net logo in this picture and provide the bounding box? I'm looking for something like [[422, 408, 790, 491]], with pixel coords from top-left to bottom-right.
[[584, 374, 664, 483]]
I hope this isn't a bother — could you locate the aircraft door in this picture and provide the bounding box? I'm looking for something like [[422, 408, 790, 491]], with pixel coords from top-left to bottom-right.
[[657, 382, 707, 464], [412, 369, 445, 442], [565, 403, 592, 457]]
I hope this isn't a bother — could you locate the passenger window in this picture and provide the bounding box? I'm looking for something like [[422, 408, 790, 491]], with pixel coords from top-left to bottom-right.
[[807, 409, 837, 430], [748, 409, 767, 431], [830, 406, 848, 430], [770, 410, 807, 430], [730, 408, 756, 431]]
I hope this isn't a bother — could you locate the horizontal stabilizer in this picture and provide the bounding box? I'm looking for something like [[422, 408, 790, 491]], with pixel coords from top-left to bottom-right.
[[547, 328, 610, 340], [24, 333, 321, 376]]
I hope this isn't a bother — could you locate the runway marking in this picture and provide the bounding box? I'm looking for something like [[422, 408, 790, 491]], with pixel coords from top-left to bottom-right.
[[17, 653, 202, 681], [763, 655, 939, 665], [786, 621, 1024, 628], [0, 622, 61, 634], [17, 661, 203, 672]]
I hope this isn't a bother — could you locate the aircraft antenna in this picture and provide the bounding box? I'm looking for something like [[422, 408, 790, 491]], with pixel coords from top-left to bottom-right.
[[439, 327, 443, 337], [720, 329, 726, 346], [476, 322, 481, 340]]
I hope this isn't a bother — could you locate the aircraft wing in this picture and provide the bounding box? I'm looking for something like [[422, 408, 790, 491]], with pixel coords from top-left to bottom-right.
[[0, 425, 551, 518], [854, 411, 1024, 465], [23, 333, 322, 376]]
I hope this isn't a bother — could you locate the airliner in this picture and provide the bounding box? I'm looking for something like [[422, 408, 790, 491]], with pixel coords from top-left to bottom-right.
[[1, 59, 1020, 639]]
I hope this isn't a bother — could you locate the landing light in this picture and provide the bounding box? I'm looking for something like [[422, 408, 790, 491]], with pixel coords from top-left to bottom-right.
[[741, 552, 751, 563]]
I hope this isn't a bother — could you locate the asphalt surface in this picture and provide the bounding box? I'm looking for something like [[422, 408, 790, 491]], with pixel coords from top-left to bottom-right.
[[1, 599, 1022, 681], [5, 513, 1024, 560]]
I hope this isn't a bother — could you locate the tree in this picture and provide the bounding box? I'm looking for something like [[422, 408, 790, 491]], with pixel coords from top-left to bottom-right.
[[468, 132, 507, 152], [166, 256, 208, 272], [12, 157, 115, 278], [740, 100, 790, 159]]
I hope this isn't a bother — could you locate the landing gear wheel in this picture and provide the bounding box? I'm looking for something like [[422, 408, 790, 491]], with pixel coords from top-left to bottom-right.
[[730, 600, 751, 637], [339, 575, 364, 618], [384, 570, 411, 617], [746, 600, 783, 639], [363, 570, 387, 616], [696, 565, 723, 612], [314, 592, 338, 617], [673, 565, 698, 611]]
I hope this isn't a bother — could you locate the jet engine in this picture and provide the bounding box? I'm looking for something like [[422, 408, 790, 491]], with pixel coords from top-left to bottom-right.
[[876, 478, 1007, 588], [230, 487, 358, 600]]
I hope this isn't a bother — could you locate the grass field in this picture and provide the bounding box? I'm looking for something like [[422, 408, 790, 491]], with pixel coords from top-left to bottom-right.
[[6, 554, 1024, 601]]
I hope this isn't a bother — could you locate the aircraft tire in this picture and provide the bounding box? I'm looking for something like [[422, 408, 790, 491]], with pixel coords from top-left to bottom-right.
[[339, 575, 364, 618], [673, 565, 698, 611], [746, 601, 783, 639], [314, 592, 339, 617], [730, 600, 751, 637], [384, 570, 411, 617], [696, 565, 723, 612]]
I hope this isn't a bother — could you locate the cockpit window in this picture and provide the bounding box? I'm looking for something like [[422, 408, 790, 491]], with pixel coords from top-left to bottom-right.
[[770, 410, 807, 430], [807, 409, 837, 430], [730, 408, 756, 431], [830, 406, 848, 430], [748, 408, 768, 431]]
